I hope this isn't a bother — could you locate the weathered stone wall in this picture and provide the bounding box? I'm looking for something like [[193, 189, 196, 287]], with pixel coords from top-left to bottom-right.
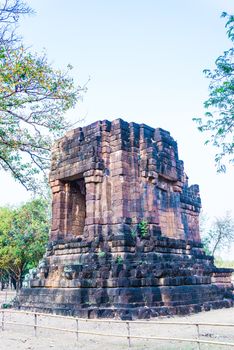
[[18, 119, 233, 319], [49, 119, 201, 243]]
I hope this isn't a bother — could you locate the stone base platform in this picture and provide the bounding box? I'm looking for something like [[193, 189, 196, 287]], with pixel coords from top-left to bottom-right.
[[19, 285, 233, 319], [18, 235, 233, 319]]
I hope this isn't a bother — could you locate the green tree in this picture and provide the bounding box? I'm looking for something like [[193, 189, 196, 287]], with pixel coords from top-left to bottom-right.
[[201, 212, 234, 256], [0, 1, 83, 191], [0, 198, 49, 291], [0, 0, 33, 46], [214, 256, 234, 269], [0, 46, 81, 191], [193, 12, 234, 172]]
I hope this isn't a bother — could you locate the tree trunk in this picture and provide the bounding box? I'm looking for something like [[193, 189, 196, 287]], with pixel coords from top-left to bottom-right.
[[15, 274, 22, 293], [11, 276, 17, 290]]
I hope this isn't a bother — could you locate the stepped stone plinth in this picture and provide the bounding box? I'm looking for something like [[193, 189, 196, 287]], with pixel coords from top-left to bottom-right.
[[19, 119, 233, 319]]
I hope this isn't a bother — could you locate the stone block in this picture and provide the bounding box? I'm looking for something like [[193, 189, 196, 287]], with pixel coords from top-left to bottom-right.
[[19, 118, 233, 319]]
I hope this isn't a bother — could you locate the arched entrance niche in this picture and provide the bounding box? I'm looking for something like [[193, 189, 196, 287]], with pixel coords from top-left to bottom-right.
[[65, 178, 86, 237]]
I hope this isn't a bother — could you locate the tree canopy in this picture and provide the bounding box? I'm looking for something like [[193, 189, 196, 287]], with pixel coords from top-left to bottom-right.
[[0, 198, 49, 290], [194, 12, 234, 172], [201, 211, 234, 257], [0, 46, 79, 191], [0, 0, 83, 191]]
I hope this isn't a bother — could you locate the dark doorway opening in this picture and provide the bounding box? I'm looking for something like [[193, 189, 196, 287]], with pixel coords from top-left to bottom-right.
[[66, 179, 86, 236]]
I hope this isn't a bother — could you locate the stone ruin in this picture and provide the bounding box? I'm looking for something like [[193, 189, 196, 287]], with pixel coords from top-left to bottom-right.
[[19, 119, 233, 319]]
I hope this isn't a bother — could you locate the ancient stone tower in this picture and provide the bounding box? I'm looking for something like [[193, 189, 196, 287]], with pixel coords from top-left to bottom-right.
[[19, 119, 233, 318]]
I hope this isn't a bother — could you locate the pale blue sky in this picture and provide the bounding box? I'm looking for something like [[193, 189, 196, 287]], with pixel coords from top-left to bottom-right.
[[0, 0, 234, 225]]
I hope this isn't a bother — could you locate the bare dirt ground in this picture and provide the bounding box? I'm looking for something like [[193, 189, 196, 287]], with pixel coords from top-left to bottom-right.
[[0, 291, 234, 350]]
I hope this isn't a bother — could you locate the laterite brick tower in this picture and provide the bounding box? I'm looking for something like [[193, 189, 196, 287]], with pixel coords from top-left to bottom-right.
[[19, 119, 233, 318]]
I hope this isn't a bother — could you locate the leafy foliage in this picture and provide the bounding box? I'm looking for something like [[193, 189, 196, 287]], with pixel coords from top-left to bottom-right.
[[193, 12, 234, 172], [0, 198, 49, 290], [0, 0, 33, 46], [115, 255, 123, 264], [214, 256, 234, 269], [201, 211, 234, 256], [0, 46, 80, 191], [138, 220, 149, 238], [0, 1, 83, 191], [98, 251, 105, 258]]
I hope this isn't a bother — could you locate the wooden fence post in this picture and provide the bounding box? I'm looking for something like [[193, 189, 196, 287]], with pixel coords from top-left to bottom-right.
[[34, 313, 38, 337], [126, 321, 131, 349], [76, 318, 79, 341], [196, 324, 201, 350], [1, 310, 5, 331]]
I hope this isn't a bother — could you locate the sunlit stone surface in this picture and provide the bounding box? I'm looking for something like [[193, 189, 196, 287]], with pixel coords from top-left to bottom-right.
[[19, 119, 233, 319]]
